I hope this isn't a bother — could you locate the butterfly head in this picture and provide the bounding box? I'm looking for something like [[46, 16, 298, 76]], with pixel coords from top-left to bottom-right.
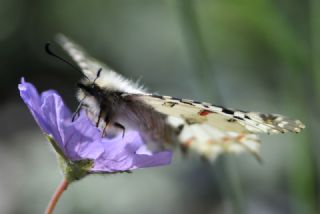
[[77, 81, 102, 98], [76, 79, 103, 120], [77, 67, 103, 98]]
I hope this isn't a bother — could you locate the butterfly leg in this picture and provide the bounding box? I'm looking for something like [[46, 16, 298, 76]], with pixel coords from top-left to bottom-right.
[[72, 98, 86, 121], [96, 110, 103, 127], [102, 123, 109, 137], [101, 122, 125, 138], [114, 122, 126, 138], [100, 109, 112, 137]]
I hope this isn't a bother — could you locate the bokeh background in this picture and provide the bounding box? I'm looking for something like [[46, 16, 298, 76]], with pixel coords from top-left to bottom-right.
[[0, 0, 319, 213]]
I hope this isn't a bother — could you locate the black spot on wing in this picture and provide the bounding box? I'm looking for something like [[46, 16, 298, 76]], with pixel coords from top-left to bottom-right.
[[234, 116, 245, 121], [222, 108, 234, 115], [245, 115, 251, 119], [192, 101, 202, 104], [163, 101, 177, 107], [201, 103, 210, 108], [227, 118, 237, 122], [260, 113, 277, 122], [151, 94, 165, 100]]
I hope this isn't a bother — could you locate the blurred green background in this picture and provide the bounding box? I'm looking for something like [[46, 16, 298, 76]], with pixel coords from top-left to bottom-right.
[[0, 0, 319, 213]]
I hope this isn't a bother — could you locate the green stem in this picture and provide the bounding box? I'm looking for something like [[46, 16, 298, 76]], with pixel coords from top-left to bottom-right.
[[310, 0, 320, 105], [170, 1, 245, 213]]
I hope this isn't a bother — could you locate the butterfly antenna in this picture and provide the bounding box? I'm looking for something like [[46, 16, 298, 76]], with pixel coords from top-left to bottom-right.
[[45, 42, 89, 80]]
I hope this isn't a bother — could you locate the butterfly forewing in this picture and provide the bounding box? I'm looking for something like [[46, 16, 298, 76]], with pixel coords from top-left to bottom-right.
[[126, 94, 305, 134], [56, 34, 104, 80]]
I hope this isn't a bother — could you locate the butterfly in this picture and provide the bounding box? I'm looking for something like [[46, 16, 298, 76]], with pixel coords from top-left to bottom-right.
[[54, 34, 305, 162]]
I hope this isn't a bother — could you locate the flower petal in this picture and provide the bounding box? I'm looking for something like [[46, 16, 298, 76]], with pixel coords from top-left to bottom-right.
[[19, 78, 104, 160], [19, 78, 51, 134], [91, 131, 172, 172], [63, 111, 104, 160]]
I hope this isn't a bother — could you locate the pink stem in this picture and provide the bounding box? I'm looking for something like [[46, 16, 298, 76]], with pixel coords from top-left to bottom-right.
[[45, 178, 69, 214]]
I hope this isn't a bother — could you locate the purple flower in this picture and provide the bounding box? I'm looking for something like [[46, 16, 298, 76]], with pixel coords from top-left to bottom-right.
[[18, 78, 172, 180]]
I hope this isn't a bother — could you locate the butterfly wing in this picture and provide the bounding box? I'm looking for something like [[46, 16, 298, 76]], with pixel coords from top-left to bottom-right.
[[56, 34, 145, 94], [127, 94, 305, 134], [56, 34, 106, 79], [125, 93, 305, 161]]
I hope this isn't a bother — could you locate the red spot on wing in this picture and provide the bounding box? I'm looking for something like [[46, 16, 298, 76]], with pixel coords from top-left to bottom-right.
[[199, 110, 212, 116]]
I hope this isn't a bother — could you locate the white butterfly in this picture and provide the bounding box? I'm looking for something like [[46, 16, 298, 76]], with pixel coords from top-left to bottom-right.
[[55, 34, 305, 162]]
